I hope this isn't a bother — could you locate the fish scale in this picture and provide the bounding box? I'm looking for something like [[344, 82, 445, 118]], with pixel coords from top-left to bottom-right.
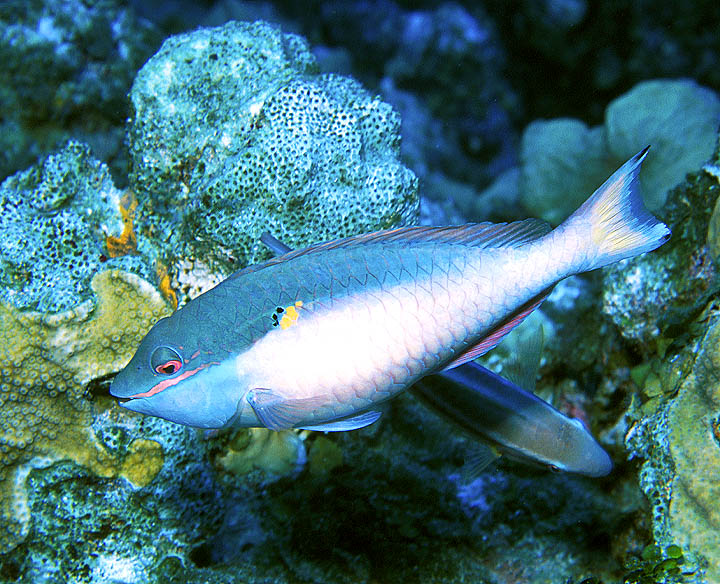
[[111, 149, 670, 430], [229, 244, 520, 423]]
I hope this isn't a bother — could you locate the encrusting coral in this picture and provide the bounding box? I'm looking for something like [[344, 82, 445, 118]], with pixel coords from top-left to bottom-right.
[[0, 141, 156, 313], [623, 133, 720, 582], [0, 270, 172, 550], [0, 140, 177, 551], [128, 21, 418, 279]]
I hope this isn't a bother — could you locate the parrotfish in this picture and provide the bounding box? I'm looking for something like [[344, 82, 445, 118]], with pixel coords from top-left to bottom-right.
[[411, 359, 613, 477], [110, 148, 670, 433], [261, 234, 613, 476]]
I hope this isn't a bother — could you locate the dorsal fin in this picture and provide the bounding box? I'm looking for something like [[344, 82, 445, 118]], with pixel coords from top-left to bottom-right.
[[260, 232, 292, 255], [237, 221, 551, 279]]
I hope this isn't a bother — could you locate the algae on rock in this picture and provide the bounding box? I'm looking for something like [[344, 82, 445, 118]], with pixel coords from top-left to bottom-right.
[[623, 133, 720, 583]]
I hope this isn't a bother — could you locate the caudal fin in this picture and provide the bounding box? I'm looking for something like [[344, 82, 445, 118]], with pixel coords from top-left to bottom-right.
[[563, 147, 671, 270]]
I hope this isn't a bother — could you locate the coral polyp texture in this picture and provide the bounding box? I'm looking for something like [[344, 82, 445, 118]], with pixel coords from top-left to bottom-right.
[[0, 143, 174, 551], [128, 20, 418, 275], [626, 319, 720, 582], [0, 141, 155, 312], [0, 269, 172, 550]]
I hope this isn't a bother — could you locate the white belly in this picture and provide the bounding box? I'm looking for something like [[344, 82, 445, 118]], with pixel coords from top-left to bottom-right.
[[233, 278, 470, 406], [233, 243, 559, 413]]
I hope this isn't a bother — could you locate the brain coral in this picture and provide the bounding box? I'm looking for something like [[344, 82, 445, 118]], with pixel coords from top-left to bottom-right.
[[128, 20, 418, 276]]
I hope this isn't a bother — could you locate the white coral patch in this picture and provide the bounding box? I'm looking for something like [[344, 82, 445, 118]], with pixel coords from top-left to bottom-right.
[[92, 554, 146, 583]]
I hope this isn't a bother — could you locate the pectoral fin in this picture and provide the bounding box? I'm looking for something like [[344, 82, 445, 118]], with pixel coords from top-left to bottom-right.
[[462, 445, 500, 481], [298, 410, 382, 432], [246, 388, 326, 431]]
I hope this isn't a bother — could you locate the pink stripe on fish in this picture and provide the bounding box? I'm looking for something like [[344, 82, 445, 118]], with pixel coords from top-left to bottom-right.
[[129, 362, 218, 398]]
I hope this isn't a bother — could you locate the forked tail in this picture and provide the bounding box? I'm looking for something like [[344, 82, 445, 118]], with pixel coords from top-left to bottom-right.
[[560, 147, 671, 271]]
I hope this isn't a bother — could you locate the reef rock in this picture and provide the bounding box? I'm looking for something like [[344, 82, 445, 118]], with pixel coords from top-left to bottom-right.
[[605, 79, 720, 211], [518, 79, 720, 224], [0, 0, 160, 181], [624, 133, 720, 582], [128, 20, 419, 276]]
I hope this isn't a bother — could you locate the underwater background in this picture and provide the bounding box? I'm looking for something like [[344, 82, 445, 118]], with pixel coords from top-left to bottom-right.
[[1, 1, 720, 582]]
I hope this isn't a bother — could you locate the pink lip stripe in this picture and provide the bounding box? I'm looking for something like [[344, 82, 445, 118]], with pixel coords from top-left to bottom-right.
[[129, 363, 215, 398]]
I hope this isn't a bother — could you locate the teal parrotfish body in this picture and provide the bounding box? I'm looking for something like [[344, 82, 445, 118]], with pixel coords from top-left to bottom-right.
[[111, 148, 670, 434], [260, 231, 613, 477]]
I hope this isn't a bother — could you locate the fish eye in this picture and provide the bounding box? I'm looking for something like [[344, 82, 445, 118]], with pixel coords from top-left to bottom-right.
[[549, 464, 561, 473], [150, 346, 183, 376]]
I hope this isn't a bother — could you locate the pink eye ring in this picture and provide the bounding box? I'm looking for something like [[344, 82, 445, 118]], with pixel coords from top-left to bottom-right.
[[150, 346, 184, 376], [155, 359, 182, 375]]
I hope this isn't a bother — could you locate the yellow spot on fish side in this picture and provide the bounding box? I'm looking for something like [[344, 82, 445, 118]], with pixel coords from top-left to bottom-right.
[[280, 304, 301, 330]]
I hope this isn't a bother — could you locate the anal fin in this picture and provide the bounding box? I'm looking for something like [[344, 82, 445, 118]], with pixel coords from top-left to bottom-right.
[[443, 287, 553, 371], [298, 410, 382, 432]]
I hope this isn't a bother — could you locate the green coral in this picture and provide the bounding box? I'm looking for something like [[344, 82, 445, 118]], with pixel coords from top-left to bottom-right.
[[216, 428, 306, 480], [307, 434, 344, 479], [605, 80, 720, 211], [128, 21, 418, 276], [520, 118, 609, 225], [518, 79, 720, 224]]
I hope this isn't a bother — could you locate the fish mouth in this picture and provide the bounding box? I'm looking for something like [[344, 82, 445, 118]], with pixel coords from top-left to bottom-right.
[[114, 396, 156, 416]]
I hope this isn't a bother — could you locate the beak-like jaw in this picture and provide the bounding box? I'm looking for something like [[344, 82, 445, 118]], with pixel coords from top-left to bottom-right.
[[110, 378, 235, 430], [109, 370, 139, 400], [110, 357, 240, 429], [116, 396, 154, 415], [109, 371, 176, 421]]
